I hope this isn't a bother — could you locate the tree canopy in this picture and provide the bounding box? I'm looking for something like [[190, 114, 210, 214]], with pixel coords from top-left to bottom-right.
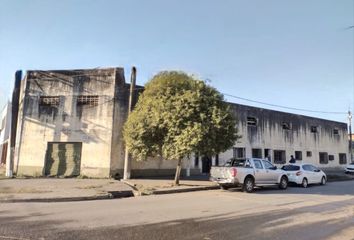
[[123, 71, 239, 164]]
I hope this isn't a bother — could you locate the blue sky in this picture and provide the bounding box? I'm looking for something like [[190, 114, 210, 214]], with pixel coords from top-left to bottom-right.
[[0, 0, 353, 123]]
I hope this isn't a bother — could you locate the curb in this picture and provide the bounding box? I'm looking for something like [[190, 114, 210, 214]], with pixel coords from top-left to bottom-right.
[[121, 180, 219, 196], [0, 190, 135, 203], [151, 185, 220, 195]]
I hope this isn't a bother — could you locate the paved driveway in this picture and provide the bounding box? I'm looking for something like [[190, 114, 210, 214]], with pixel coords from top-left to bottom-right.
[[0, 181, 353, 240]]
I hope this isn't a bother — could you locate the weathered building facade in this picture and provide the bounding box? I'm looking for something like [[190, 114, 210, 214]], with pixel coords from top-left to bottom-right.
[[212, 104, 349, 171], [0, 102, 11, 166], [13, 68, 187, 178], [12, 67, 349, 178]]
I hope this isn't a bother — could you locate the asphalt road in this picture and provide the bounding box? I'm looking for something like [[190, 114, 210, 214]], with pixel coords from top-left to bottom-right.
[[0, 181, 354, 240]]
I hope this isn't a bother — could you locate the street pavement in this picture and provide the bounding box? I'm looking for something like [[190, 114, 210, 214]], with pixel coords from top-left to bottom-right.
[[0, 181, 353, 240]]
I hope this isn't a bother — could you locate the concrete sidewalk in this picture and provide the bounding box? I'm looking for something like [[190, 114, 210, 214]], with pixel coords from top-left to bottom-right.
[[122, 177, 219, 196], [0, 178, 135, 203], [0, 176, 219, 202]]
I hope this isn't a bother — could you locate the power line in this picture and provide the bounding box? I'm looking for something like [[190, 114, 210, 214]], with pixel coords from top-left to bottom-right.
[[222, 93, 347, 115]]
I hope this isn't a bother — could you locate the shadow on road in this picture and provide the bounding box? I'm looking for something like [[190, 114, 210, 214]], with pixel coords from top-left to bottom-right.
[[1, 198, 353, 240]]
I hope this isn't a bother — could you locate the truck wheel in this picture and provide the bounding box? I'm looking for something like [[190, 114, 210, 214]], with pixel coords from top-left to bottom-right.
[[302, 178, 308, 188], [220, 185, 230, 190], [242, 177, 254, 193], [278, 176, 288, 190]]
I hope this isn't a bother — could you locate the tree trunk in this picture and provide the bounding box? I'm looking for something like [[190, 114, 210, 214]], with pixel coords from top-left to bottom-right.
[[174, 158, 182, 186]]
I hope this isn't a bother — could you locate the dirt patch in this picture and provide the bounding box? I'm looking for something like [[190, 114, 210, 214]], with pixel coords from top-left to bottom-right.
[[0, 187, 52, 194], [76, 185, 103, 189]]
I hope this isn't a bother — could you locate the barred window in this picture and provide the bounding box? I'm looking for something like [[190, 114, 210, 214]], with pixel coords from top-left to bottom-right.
[[39, 96, 60, 106], [319, 152, 329, 164], [247, 117, 257, 126], [273, 150, 286, 164], [233, 147, 246, 159], [77, 96, 99, 107], [339, 153, 347, 165]]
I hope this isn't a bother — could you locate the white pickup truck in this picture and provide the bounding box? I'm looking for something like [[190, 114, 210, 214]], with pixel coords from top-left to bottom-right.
[[210, 158, 288, 192]]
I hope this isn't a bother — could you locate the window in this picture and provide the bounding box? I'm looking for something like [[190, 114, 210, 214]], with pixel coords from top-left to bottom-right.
[[333, 129, 339, 135], [76, 95, 99, 118], [328, 155, 334, 161], [302, 164, 312, 171], [233, 147, 245, 159], [262, 160, 274, 170], [77, 95, 99, 107], [253, 160, 263, 169], [39, 96, 60, 118], [194, 153, 199, 167], [39, 96, 60, 106], [339, 153, 347, 165], [306, 151, 312, 157], [282, 122, 291, 130], [247, 117, 257, 126], [319, 152, 329, 164], [252, 148, 262, 158], [264, 149, 271, 161], [282, 165, 300, 171], [310, 126, 318, 133], [273, 150, 286, 164], [295, 151, 302, 160]]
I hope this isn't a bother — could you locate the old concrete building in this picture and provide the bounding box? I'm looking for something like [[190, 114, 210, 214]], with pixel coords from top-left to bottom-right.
[[0, 101, 11, 166], [12, 67, 186, 178], [11, 67, 349, 178], [210, 104, 349, 171]]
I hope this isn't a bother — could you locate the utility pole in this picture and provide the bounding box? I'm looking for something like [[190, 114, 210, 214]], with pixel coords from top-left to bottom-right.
[[123, 66, 136, 180], [349, 111, 353, 163]]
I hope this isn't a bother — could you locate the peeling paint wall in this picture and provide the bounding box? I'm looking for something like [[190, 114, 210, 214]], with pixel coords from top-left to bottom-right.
[[15, 68, 124, 177], [218, 103, 349, 169], [14, 69, 348, 177]]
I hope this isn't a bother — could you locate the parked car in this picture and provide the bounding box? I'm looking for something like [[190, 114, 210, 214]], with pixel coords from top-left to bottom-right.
[[344, 162, 354, 174], [210, 158, 288, 192], [281, 164, 326, 188]]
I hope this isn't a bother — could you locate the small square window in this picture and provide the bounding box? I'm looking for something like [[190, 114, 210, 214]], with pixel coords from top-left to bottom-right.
[[310, 126, 318, 133], [306, 151, 312, 157], [329, 155, 334, 161], [252, 148, 262, 158], [295, 151, 302, 160], [339, 153, 347, 164], [319, 152, 328, 164], [247, 117, 257, 126], [333, 129, 339, 135], [233, 147, 245, 159], [282, 122, 291, 130]]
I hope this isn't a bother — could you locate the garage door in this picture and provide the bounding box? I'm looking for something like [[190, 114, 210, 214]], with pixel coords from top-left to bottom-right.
[[45, 142, 82, 177]]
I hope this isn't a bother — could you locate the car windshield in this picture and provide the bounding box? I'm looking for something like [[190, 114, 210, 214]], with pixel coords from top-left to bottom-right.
[[281, 165, 300, 171]]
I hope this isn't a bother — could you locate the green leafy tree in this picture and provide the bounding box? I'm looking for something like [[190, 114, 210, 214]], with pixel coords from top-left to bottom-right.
[[123, 71, 239, 185]]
